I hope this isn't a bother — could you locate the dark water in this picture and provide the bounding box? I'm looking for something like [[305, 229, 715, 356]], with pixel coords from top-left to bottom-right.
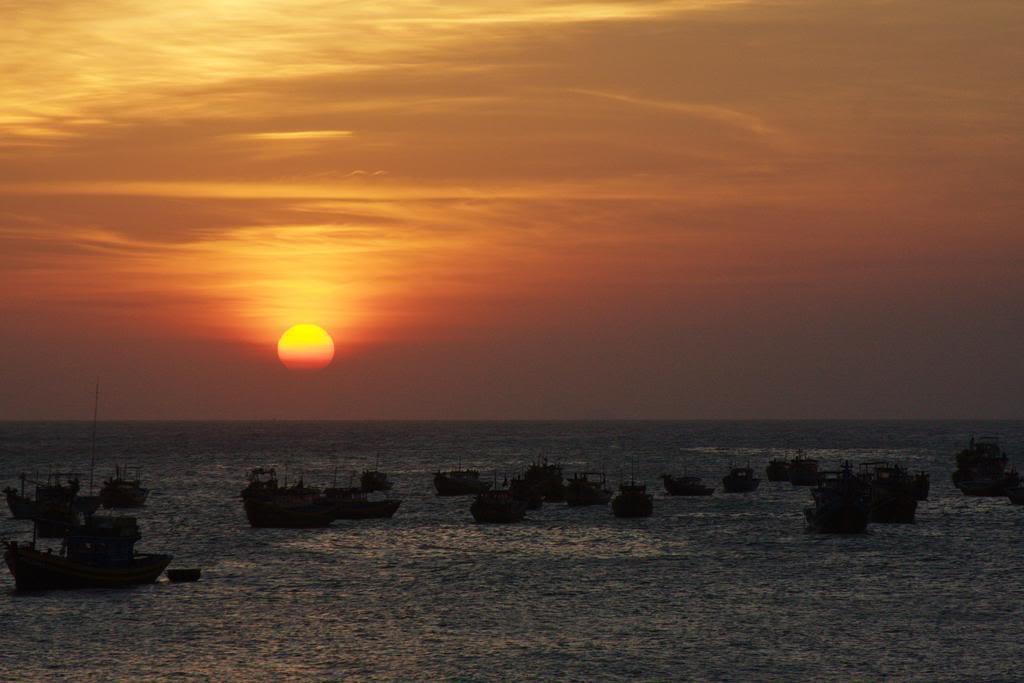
[[2, 421, 1023, 681]]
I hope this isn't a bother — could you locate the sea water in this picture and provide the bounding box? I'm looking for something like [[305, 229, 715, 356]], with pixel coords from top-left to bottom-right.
[[1, 421, 1022, 681]]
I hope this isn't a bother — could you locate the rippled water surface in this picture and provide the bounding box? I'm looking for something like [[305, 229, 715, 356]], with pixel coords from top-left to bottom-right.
[[2, 421, 1023, 681]]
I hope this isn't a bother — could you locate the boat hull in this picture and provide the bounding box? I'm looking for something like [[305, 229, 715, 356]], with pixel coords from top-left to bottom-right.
[[722, 478, 760, 493], [100, 487, 149, 509], [1007, 487, 1024, 505], [243, 499, 337, 528], [956, 479, 1015, 497], [332, 500, 402, 520], [4, 545, 171, 591]]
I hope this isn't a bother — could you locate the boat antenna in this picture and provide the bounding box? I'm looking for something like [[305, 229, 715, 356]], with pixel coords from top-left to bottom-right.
[[88, 379, 99, 495]]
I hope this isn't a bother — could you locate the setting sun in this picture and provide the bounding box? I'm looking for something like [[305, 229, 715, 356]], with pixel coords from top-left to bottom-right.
[[277, 324, 335, 371]]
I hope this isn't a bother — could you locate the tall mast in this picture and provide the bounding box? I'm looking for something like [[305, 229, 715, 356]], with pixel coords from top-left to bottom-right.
[[89, 379, 99, 494]]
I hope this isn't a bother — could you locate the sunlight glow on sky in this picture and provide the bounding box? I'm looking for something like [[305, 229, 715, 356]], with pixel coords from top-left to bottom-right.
[[1, 0, 1022, 418]]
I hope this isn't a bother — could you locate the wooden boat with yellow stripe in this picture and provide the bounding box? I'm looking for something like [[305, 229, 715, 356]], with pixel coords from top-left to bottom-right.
[[4, 516, 171, 590]]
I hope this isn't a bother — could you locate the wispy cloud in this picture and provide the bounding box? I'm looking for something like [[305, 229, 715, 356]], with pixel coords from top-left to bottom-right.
[[568, 89, 782, 138], [234, 130, 354, 141]]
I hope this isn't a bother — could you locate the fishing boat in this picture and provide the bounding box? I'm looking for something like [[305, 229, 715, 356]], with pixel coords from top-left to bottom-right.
[[508, 474, 544, 510], [242, 497, 338, 528], [805, 462, 869, 534], [469, 489, 527, 523], [99, 465, 149, 508], [240, 467, 321, 504], [4, 515, 172, 590], [324, 486, 402, 519], [660, 474, 714, 496], [360, 453, 393, 493], [722, 466, 760, 493], [563, 472, 612, 506], [765, 457, 791, 482], [788, 451, 820, 486], [240, 468, 334, 527], [434, 468, 491, 496], [611, 481, 653, 518], [524, 456, 564, 502], [24, 472, 84, 538], [952, 436, 1020, 497], [858, 461, 917, 523]]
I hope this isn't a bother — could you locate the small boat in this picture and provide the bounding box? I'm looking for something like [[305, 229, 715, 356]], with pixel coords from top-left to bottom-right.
[[241, 467, 321, 504], [470, 489, 527, 523], [508, 474, 544, 510], [166, 568, 202, 583], [1007, 487, 1024, 505], [242, 498, 337, 528], [434, 468, 492, 496], [858, 461, 917, 523], [913, 472, 930, 501], [524, 456, 565, 502], [360, 453, 393, 493], [563, 472, 613, 506], [611, 481, 653, 518], [99, 465, 149, 508], [240, 468, 334, 527], [324, 486, 402, 519], [722, 466, 760, 493], [22, 472, 85, 538], [661, 474, 714, 496], [805, 462, 869, 534], [4, 515, 172, 590], [765, 458, 791, 482], [788, 451, 821, 486], [952, 436, 1020, 497]]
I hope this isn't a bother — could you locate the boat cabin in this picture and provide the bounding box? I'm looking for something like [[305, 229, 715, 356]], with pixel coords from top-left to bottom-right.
[[65, 516, 141, 568]]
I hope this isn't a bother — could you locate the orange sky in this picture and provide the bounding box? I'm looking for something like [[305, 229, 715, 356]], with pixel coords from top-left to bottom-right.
[[1, 0, 1022, 418]]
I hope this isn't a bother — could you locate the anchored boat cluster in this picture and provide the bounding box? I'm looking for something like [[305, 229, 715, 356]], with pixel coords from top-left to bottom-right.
[[3, 435, 1021, 591], [1, 466, 180, 590]]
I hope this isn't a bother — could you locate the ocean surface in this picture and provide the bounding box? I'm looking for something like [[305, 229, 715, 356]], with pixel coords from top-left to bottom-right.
[[1, 420, 1023, 682]]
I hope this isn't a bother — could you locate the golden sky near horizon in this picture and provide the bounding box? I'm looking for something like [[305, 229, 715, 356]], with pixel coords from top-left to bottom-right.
[[1, 0, 1022, 418]]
